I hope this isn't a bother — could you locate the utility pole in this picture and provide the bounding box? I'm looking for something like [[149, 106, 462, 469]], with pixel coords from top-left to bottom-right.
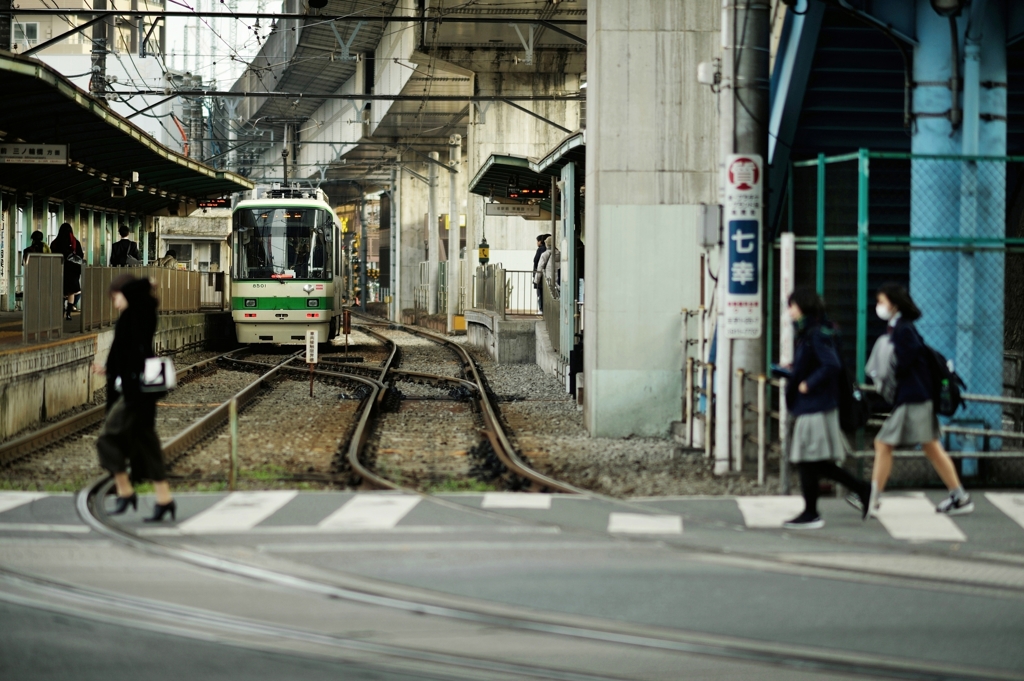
[[282, 123, 290, 183], [90, 0, 108, 101], [715, 0, 770, 474], [427, 151, 439, 315], [447, 134, 461, 334], [360, 195, 367, 313]]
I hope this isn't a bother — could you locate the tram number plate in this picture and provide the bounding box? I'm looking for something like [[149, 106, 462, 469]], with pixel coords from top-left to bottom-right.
[[305, 330, 318, 364]]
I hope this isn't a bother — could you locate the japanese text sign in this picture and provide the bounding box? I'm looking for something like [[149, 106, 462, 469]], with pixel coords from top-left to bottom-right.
[[723, 154, 763, 339], [0, 144, 67, 165]]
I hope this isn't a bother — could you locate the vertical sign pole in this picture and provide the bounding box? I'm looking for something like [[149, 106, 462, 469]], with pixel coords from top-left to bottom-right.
[[343, 309, 351, 357], [306, 329, 318, 397], [228, 397, 238, 491], [779, 232, 795, 494]]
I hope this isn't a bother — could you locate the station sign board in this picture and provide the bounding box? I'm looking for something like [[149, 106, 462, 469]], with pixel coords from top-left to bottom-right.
[[198, 197, 231, 208], [305, 330, 318, 364], [723, 154, 763, 339], [485, 202, 541, 217], [0, 144, 68, 165]]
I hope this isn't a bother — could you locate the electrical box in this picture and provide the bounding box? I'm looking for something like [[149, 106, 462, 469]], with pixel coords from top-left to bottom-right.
[[699, 203, 721, 249]]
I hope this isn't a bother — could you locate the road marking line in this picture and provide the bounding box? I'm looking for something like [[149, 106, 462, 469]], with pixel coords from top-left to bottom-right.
[[874, 496, 967, 542], [0, 492, 49, 515], [607, 513, 682, 535], [318, 495, 421, 531], [177, 491, 298, 534], [481, 492, 552, 509], [0, 522, 89, 533], [139, 525, 561, 536], [735, 496, 804, 528], [986, 493, 1024, 531]]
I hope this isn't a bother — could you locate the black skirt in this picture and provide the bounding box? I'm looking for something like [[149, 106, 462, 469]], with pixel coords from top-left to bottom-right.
[[96, 395, 166, 483]]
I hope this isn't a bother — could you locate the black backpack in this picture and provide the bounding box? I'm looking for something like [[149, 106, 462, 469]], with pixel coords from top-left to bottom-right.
[[914, 330, 966, 417], [822, 325, 869, 432]]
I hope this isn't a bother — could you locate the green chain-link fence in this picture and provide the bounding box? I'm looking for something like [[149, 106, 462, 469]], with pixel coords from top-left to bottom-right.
[[769, 149, 1024, 486]]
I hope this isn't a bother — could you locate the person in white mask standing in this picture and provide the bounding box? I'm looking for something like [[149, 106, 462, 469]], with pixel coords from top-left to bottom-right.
[[867, 283, 973, 515]]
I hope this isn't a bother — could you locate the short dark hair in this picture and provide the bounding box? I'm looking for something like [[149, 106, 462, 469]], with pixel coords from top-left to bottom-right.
[[118, 224, 130, 237], [30, 230, 44, 242], [788, 287, 826, 322], [166, 249, 177, 258], [877, 282, 922, 321]]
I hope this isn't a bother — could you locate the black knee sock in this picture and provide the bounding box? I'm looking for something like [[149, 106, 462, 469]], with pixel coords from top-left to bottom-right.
[[819, 461, 868, 496], [797, 463, 821, 515]]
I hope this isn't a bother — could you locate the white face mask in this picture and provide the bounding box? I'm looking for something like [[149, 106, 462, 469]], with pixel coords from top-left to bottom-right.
[[876, 303, 893, 321]]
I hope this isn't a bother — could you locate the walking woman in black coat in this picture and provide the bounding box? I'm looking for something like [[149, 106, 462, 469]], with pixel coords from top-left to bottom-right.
[[91, 275, 176, 521], [50, 223, 84, 320], [782, 288, 871, 529]]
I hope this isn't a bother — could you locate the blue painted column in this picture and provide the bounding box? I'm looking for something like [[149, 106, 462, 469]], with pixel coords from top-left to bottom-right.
[[911, 0, 1007, 449]]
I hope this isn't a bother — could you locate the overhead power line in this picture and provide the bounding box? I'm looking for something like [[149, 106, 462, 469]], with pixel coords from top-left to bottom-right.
[[8, 11, 586, 25], [112, 90, 583, 101]]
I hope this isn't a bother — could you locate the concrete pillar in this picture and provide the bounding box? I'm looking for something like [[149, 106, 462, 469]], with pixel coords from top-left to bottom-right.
[[23, 194, 33, 248], [583, 1, 719, 437], [911, 0, 1006, 443], [99, 212, 109, 266], [390, 167, 401, 321], [427, 151, 440, 315], [447, 135, 462, 333], [2, 192, 11, 310]]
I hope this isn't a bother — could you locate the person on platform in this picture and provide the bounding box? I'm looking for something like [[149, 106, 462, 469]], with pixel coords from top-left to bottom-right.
[[156, 249, 178, 269], [50, 223, 84, 320], [867, 283, 973, 516], [533, 233, 550, 313], [782, 288, 871, 529], [532, 231, 548, 311], [21, 230, 50, 265], [109, 224, 140, 266], [92, 274, 176, 522]]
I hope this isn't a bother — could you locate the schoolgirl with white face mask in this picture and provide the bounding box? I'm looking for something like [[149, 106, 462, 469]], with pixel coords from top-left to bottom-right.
[[864, 283, 972, 516]]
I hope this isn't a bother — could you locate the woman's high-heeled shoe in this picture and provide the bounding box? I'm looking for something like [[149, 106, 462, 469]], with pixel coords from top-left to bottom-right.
[[144, 500, 176, 522], [109, 492, 138, 515], [64, 302, 72, 320]]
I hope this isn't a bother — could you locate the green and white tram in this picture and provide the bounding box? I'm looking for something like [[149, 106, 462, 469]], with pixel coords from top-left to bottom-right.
[[231, 186, 342, 344]]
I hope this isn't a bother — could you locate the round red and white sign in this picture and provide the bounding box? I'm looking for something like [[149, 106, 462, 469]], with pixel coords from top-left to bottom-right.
[[728, 157, 760, 191]]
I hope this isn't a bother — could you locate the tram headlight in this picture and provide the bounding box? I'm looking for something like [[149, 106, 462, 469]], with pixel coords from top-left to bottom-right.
[[244, 299, 257, 308], [306, 299, 319, 308]]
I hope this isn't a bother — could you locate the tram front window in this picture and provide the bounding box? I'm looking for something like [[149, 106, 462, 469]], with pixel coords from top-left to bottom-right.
[[234, 208, 333, 280]]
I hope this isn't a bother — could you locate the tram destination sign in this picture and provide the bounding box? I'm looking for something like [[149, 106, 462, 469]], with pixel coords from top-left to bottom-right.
[[0, 144, 67, 165], [723, 153, 763, 339], [485, 202, 541, 217]]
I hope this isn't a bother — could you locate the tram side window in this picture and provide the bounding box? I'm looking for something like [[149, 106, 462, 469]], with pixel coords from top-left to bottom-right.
[[234, 208, 333, 280]]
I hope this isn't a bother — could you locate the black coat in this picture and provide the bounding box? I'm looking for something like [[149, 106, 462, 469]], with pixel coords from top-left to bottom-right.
[[890, 317, 933, 408], [109, 238, 140, 266], [533, 243, 546, 272], [51, 237, 84, 296], [105, 279, 158, 408], [786, 321, 842, 416]]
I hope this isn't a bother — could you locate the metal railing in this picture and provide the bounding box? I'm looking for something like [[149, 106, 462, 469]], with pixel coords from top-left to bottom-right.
[[81, 266, 203, 332], [199, 271, 228, 311], [505, 270, 539, 316], [738, 371, 1024, 493], [473, 264, 506, 318], [22, 254, 63, 342], [679, 307, 714, 456]]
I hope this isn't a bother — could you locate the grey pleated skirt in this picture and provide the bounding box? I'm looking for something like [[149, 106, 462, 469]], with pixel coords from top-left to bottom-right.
[[786, 408, 849, 463], [876, 400, 941, 447]]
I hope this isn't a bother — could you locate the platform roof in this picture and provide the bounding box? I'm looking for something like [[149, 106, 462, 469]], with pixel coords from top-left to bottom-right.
[[0, 51, 252, 215], [468, 131, 584, 218]]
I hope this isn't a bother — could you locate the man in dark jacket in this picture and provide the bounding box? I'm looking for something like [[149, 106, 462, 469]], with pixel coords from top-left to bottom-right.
[[109, 224, 140, 266]]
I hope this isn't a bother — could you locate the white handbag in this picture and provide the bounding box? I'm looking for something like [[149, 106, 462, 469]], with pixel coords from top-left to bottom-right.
[[141, 356, 177, 393]]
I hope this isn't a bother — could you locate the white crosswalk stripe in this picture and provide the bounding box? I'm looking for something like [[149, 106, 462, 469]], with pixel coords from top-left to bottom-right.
[[0, 492, 49, 515], [735, 496, 804, 528], [318, 494, 421, 531], [178, 491, 298, 534], [986, 493, 1024, 531], [607, 513, 682, 535], [481, 492, 552, 509], [872, 496, 967, 542]]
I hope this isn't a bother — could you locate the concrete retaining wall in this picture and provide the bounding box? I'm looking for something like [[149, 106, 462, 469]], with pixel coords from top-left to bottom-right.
[[465, 309, 536, 364], [0, 312, 232, 440]]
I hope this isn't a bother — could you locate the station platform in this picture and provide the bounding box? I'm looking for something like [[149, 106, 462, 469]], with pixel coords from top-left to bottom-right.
[[0, 310, 233, 440]]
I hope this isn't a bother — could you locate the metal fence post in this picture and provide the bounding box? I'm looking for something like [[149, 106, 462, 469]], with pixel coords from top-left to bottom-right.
[[733, 369, 744, 473], [705, 362, 715, 460], [856, 147, 870, 386], [684, 357, 694, 447], [757, 374, 767, 486], [816, 152, 826, 295]]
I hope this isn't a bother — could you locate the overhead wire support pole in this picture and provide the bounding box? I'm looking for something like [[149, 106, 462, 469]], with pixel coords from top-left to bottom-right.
[[23, 15, 105, 56], [125, 93, 178, 119]]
